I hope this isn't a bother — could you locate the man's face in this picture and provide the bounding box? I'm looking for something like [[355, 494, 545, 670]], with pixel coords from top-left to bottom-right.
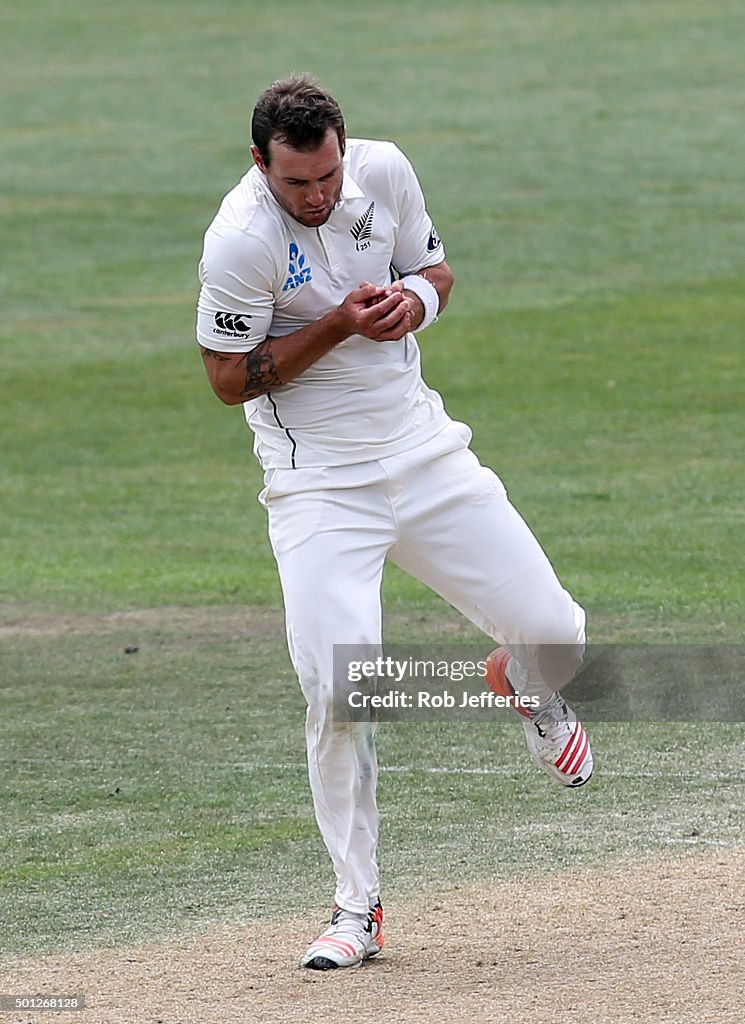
[[252, 128, 345, 228]]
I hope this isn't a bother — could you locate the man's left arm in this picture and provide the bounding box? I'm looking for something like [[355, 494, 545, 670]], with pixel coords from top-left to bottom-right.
[[387, 145, 454, 332]]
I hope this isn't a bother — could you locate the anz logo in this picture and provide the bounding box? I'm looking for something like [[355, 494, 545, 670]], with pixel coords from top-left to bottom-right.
[[282, 242, 313, 291]]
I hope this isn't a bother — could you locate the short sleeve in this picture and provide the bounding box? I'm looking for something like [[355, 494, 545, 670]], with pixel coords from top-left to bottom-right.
[[196, 227, 276, 353], [389, 146, 446, 276]]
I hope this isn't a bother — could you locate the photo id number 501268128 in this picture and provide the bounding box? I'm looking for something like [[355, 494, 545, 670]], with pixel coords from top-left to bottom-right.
[[0, 995, 86, 1012]]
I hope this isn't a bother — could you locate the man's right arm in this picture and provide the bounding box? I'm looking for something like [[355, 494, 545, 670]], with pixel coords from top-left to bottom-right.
[[201, 282, 415, 405]]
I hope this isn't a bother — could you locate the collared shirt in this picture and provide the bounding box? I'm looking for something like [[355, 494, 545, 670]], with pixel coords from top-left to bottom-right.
[[196, 138, 451, 470]]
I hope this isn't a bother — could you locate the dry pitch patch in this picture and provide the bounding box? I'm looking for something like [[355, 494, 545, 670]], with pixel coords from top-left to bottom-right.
[[0, 603, 674, 645], [0, 606, 285, 642], [2, 848, 743, 1024]]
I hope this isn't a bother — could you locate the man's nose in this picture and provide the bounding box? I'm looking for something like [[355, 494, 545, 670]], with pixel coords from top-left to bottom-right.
[[306, 183, 325, 206]]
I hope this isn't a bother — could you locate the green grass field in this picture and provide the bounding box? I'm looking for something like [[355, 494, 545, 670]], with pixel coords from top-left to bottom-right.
[[1, 0, 744, 960]]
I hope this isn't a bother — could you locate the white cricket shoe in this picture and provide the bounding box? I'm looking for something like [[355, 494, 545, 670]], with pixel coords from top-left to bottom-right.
[[300, 900, 384, 970], [522, 691, 594, 787], [485, 647, 594, 788]]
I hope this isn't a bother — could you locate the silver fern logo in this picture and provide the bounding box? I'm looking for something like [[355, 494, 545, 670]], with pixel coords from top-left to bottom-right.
[[350, 201, 375, 251]]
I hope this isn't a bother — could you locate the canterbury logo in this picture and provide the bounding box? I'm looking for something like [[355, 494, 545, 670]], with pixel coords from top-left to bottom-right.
[[350, 201, 375, 251], [213, 311, 252, 335]]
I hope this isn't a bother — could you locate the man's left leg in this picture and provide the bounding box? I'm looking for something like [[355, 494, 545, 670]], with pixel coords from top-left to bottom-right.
[[386, 441, 593, 786]]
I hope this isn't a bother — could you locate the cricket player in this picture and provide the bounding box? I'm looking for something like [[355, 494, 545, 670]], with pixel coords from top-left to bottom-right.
[[196, 73, 593, 970]]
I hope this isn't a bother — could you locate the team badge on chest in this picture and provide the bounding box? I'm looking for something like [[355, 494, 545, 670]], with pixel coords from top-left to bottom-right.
[[350, 201, 375, 251]]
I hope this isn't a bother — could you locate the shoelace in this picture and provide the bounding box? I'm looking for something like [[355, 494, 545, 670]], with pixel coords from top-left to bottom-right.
[[530, 692, 570, 736], [328, 908, 371, 939]]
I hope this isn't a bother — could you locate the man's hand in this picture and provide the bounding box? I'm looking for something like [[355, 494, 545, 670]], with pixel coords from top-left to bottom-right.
[[337, 281, 415, 342], [341, 262, 455, 339]]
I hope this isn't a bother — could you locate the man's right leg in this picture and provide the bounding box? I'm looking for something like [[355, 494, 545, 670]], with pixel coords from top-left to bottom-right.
[[263, 469, 394, 965]]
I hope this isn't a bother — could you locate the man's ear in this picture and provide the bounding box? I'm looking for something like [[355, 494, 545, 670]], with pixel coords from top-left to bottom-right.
[[251, 145, 267, 174]]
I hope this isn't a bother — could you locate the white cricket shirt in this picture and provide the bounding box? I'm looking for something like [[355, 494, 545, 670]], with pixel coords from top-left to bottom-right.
[[196, 139, 452, 469]]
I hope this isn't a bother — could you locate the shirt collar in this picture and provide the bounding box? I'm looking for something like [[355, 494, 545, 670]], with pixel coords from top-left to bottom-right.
[[339, 169, 364, 203]]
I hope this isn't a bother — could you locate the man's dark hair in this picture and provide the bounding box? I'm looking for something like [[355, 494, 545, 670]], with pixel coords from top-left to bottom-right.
[[251, 73, 345, 166]]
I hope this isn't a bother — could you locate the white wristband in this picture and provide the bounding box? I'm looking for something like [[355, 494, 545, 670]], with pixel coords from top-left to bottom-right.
[[399, 274, 440, 331]]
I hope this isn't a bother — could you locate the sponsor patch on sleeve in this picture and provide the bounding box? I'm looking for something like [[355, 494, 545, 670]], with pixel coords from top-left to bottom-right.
[[212, 311, 252, 337], [427, 225, 442, 252]]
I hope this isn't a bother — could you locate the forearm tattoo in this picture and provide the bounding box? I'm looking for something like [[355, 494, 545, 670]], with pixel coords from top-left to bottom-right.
[[201, 340, 283, 399], [241, 340, 282, 399]]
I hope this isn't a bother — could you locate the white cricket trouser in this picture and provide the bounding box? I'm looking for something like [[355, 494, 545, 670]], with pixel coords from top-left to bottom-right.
[[261, 421, 586, 914]]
